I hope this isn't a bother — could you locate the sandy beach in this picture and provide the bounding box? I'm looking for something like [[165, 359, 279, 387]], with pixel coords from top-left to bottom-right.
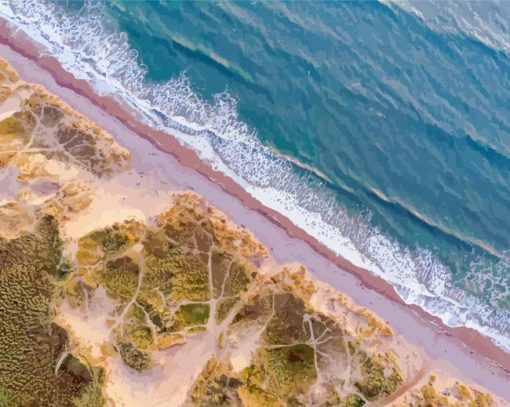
[[1, 19, 509, 401]]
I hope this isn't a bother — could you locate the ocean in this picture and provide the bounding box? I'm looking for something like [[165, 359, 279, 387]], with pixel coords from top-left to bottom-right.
[[1, 0, 509, 350]]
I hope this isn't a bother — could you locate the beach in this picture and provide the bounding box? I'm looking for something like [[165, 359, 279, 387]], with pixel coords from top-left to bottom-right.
[[1, 18, 509, 402]]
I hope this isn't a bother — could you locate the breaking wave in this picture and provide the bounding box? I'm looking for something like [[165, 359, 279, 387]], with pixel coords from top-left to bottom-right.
[[1, 0, 509, 351]]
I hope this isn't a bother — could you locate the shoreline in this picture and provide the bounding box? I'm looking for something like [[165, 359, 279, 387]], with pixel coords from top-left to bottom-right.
[[1, 19, 509, 399]]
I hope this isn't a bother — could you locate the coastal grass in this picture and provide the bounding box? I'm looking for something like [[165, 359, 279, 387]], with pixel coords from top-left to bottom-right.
[[0, 216, 103, 406]]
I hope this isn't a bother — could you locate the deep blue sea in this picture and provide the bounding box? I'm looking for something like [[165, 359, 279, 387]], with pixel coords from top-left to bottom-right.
[[2, 0, 509, 349]]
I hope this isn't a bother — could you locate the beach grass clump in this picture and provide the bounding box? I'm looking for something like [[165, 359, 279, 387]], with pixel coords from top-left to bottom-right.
[[62, 274, 89, 309], [84, 222, 142, 257], [71, 366, 105, 407], [56, 256, 74, 280], [265, 293, 309, 345], [0, 200, 33, 238], [453, 382, 494, 406], [167, 257, 210, 302], [76, 236, 102, 268], [170, 303, 210, 332], [187, 326, 208, 335], [221, 261, 252, 297], [39, 104, 65, 127], [98, 256, 140, 302], [342, 394, 365, 407], [409, 377, 495, 407], [354, 352, 402, 401], [0, 59, 129, 177], [28, 102, 64, 130], [322, 392, 365, 407], [0, 215, 103, 405], [471, 392, 495, 407], [140, 252, 177, 297], [100, 229, 129, 254], [190, 358, 244, 406], [0, 59, 19, 87], [136, 293, 168, 331], [310, 317, 350, 370], [117, 304, 154, 350], [227, 343, 318, 405], [143, 229, 175, 258], [75, 221, 141, 269], [194, 226, 213, 252], [117, 342, 152, 373], [232, 344, 317, 406], [236, 385, 282, 407], [160, 193, 267, 259], [415, 376, 450, 406], [20, 91, 129, 177], [143, 244, 209, 302], [261, 344, 317, 398], [162, 202, 210, 245], [0, 115, 31, 154], [215, 296, 240, 324], [231, 294, 273, 325], [54, 125, 103, 176], [211, 251, 233, 298], [211, 252, 254, 300]]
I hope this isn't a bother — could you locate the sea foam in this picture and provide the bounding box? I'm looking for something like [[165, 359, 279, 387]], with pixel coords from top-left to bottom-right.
[[1, 0, 509, 351]]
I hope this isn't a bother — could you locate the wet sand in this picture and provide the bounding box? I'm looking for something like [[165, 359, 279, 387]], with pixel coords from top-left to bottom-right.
[[0, 19, 509, 400]]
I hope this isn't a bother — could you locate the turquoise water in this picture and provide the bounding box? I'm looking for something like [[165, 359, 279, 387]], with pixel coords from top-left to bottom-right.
[[108, 1, 510, 258], [2, 0, 509, 348]]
